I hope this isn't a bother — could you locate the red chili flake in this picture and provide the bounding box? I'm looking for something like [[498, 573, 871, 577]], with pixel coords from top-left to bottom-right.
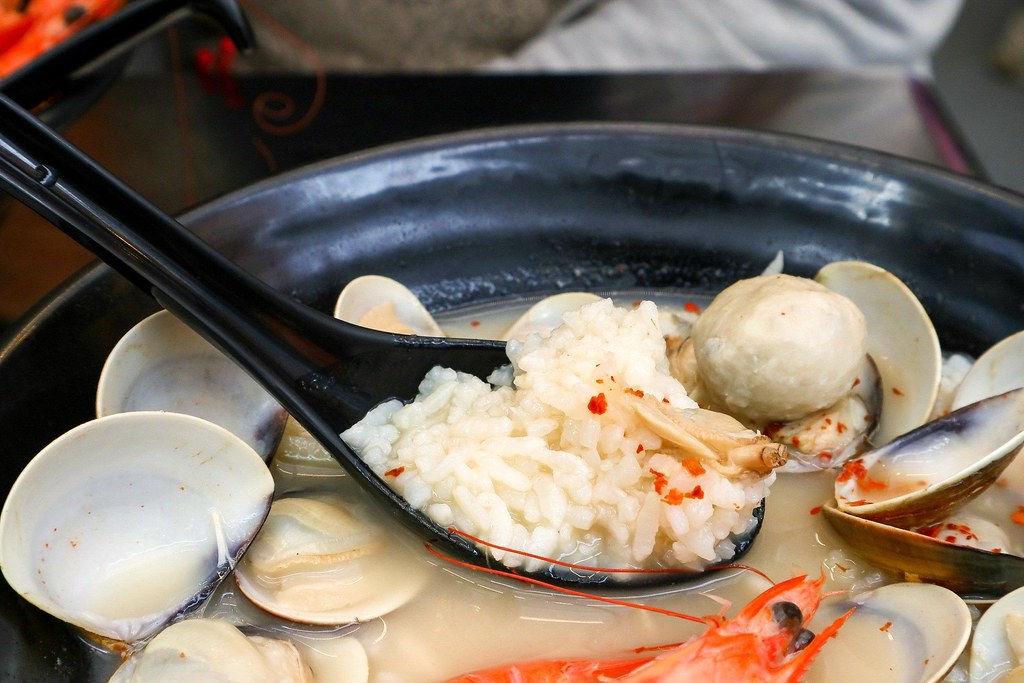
[[662, 398, 670, 404], [588, 393, 609, 414], [384, 466, 406, 478], [1011, 506, 1024, 526], [684, 302, 701, 314], [624, 387, 645, 398], [681, 458, 706, 476], [610, 376, 617, 383], [663, 489, 684, 505], [596, 378, 604, 384], [836, 459, 886, 491], [994, 548, 1003, 553], [763, 422, 784, 438], [836, 422, 847, 433], [179, 651, 187, 659], [852, 377, 861, 387], [687, 485, 705, 500], [880, 621, 893, 633], [817, 451, 833, 462], [945, 536, 957, 543], [892, 387, 905, 396], [847, 499, 870, 506], [918, 524, 943, 538], [790, 436, 801, 448], [636, 444, 645, 454], [824, 418, 833, 425], [809, 506, 822, 515], [650, 468, 669, 494], [470, 320, 481, 327]]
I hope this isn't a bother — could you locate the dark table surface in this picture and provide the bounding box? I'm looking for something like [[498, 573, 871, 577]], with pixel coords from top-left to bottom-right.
[[0, 66, 981, 324]]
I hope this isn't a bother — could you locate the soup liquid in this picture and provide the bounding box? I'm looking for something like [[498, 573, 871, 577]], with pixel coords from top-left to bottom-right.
[[88, 292, 993, 682]]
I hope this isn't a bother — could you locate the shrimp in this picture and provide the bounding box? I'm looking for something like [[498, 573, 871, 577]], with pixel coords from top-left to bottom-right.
[[0, 0, 126, 77], [445, 575, 852, 683]]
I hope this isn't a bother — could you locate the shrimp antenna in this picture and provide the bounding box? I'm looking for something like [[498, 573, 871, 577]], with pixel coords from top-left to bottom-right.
[[424, 542, 709, 625]]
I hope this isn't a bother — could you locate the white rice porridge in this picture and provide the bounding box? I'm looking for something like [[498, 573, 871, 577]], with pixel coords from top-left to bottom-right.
[[342, 299, 775, 573]]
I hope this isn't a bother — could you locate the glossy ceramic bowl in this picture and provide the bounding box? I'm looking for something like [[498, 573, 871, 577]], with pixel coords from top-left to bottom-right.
[[1, 123, 1023, 680]]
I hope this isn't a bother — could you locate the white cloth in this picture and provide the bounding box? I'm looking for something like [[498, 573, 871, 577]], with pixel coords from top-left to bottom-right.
[[489, 0, 964, 72]]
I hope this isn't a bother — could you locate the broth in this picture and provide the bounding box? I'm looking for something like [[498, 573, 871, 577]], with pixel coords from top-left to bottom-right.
[[84, 290, 1021, 681]]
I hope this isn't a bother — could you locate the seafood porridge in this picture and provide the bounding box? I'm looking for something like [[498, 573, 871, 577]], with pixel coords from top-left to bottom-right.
[[4, 260, 1024, 682]]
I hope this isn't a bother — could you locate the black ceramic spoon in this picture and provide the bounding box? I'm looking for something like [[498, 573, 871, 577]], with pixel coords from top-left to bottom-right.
[[0, 93, 524, 577]]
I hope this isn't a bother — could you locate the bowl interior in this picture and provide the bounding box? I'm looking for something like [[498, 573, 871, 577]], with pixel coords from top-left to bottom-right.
[[1, 123, 1023, 680]]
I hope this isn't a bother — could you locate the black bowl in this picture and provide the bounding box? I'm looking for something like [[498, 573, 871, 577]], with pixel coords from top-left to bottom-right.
[[2, 123, 1023, 680]]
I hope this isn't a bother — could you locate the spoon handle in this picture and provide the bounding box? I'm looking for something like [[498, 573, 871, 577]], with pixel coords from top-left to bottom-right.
[[0, 92, 506, 557]]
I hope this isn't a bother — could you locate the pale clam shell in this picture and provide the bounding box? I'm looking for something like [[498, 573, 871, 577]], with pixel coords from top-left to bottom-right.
[[334, 275, 444, 336], [0, 412, 274, 643], [833, 389, 1024, 528], [954, 330, 1024, 411], [235, 495, 430, 625], [971, 584, 1024, 682], [815, 260, 941, 446], [97, 310, 288, 461], [109, 618, 369, 683], [808, 583, 970, 683], [501, 292, 603, 341]]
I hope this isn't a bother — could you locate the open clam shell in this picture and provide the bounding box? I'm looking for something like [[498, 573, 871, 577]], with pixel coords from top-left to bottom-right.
[[97, 310, 288, 461], [0, 412, 274, 643], [334, 275, 445, 336], [815, 261, 942, 446], [501, 292, 603, 341], [109, 618, 369, 683], [833, 388, 1024, 528], [809, 583, 970, 683], [954, 330, 1024, 412], [971, 584, 1024, 682], [821, 503, 1024, 599]]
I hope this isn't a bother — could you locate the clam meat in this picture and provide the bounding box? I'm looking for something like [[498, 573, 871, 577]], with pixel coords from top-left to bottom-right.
[[235, 494, 431, 625], [334, 275, 444, 336]]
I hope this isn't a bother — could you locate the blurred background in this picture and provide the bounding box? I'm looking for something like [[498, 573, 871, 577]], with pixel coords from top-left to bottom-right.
[[0, 0, 1021, 332]]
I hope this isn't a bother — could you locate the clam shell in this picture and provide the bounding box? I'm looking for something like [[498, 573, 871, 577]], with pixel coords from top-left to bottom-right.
[[334, 275, 444, 336], [971, 584, 1024, 682], [235, 495, 430, 625], [501, 292, 603, 341], [954, 330, 1024, 411], [97, 310, 288, 460], [809, 583, 970, 683], [0, 412, 274, 643], [833, 389, 1024, 528], [822, 503, 1024, 599], [815, 261, 941, 446], [109, 618, 369, 683]]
